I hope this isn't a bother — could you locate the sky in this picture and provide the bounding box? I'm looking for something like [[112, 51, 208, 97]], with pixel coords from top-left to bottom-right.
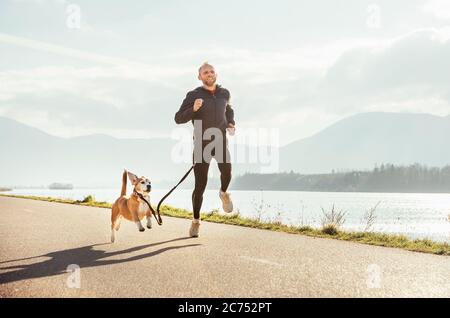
[[1, 0, 450, 145]]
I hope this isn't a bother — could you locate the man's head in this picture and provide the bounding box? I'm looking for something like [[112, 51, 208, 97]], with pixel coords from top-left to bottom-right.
[[198, 62, 217, 87]]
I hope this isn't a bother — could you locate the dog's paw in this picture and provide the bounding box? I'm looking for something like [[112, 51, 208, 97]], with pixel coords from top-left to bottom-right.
[[147, 224, 152, 229], [139, 227, 145, 232]]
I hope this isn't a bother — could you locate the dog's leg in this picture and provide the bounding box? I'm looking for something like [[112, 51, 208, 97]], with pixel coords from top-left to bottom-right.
[[114, 217, 121, 231], [135, 221, 145, 232], [111, 219, 117, 242], [111, 217, 121, 243], [131, 210, 145, 232], [111, 206, 119, 243], [146, 210, 152, 229]]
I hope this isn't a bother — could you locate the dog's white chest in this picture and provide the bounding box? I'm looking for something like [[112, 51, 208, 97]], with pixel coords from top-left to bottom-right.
[[138, 200, 149, 215]]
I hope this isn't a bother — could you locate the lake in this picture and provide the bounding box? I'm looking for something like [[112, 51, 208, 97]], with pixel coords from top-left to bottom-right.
[[3, 188, 449, 243]]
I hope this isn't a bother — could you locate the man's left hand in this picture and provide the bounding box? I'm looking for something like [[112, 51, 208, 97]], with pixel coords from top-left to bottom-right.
[[227, 123, 235, 136]]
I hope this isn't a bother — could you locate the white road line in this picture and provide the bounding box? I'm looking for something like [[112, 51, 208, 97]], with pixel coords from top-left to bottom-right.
[[239, 255, 284, 267]]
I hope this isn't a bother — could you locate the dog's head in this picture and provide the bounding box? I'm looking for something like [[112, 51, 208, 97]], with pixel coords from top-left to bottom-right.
[[127, 171, 152, 195]]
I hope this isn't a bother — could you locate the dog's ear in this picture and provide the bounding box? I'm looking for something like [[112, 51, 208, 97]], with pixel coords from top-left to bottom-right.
[[127, 171, 139, 185]]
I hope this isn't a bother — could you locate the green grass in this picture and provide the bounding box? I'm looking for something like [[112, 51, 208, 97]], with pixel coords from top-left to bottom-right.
[[1, 193, 449, 256], [0, 193, 111, 208], [321, 224, 339, 235]]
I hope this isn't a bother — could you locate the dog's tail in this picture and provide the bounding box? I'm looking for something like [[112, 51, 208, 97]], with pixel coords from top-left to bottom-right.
[[121, 169, 127, 196]]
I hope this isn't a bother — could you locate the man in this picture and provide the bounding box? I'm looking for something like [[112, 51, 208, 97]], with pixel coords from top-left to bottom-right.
[[175, 62, 235, 237]]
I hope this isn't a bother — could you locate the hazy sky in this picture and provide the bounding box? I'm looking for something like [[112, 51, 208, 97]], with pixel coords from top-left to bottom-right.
[[1, 0, 449, 145]]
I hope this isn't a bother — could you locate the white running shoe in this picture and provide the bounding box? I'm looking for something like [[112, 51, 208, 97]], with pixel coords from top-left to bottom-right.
[[189, 219, 200, 237], [219, 191, 233, 213]]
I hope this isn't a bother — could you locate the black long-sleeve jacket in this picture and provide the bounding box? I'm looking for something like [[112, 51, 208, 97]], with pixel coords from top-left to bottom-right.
[[174, 85, 235, 132]]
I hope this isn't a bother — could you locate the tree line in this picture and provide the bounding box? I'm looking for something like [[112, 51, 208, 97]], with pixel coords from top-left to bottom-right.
[[231, 163, 450, 193]]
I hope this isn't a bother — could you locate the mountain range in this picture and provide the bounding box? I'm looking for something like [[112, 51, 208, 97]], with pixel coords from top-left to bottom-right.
[[1, 112, 449, 188]]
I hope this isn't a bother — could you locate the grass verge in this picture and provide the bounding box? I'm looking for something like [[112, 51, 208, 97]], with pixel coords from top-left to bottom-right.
[[1, 193, 448, 256]]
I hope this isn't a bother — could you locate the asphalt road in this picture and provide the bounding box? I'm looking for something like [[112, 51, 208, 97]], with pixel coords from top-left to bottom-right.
[[0, 196, 449, 297]]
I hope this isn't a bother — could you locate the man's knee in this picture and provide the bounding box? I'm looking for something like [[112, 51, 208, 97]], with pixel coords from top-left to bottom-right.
[[194, 170, 209, 194], [219, 163, 232, 176], [223, 169, 231, 180], [194, 183, 207, 195]]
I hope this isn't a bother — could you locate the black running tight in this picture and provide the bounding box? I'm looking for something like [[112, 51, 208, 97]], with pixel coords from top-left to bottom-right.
[[192, 161, 231, 220], [191, 133, 232, 219]]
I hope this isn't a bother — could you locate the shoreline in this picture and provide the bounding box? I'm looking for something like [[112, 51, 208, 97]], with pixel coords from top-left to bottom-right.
[[0, 193, 448, 256]]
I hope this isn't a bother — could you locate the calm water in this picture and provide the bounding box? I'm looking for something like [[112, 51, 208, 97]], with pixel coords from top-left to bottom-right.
[[4, 188, 450, 243]]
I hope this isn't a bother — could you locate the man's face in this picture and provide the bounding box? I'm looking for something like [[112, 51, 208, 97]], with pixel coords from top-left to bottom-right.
[[198, 65, 217, 87]]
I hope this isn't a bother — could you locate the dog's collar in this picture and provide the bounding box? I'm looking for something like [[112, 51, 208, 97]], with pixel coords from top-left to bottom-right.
[[133, 189, 148, 200], [132, 189, 162, 226]]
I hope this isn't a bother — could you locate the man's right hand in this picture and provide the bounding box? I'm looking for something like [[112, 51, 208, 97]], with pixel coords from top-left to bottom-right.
[[193, 99, 203, 112]]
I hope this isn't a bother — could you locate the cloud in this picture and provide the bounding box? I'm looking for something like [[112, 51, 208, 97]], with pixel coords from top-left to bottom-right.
[[315, 28, 450, 115], [226, 28, 450, 142], [11, 0, 68, 4], [0, 32, 369, 141], [0, 65, 187, 138], [1, 25, 450, 145], [0, 32, 162, 71], [422, 0, 450, 20]]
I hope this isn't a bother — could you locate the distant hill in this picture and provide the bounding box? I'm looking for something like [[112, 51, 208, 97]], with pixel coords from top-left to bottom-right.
[[0, 116, 182, 187], [1, 112, 449, 187], [280, 112, 450, 174]]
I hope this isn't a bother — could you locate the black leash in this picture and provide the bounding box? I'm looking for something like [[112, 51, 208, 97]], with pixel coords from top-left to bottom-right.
[[133, 189, 162, 225], [156, 164, 195, 216], [142, 133, 230, 225], [134, 164, 195, 226]]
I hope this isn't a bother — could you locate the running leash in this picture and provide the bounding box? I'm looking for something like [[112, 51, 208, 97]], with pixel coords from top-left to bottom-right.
[[135, 164, 195, 226]]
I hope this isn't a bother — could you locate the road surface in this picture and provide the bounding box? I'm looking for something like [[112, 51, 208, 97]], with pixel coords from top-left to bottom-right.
[[0, 196, 449, 297]]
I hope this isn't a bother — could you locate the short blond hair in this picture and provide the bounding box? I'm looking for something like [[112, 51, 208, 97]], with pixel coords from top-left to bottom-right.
[[198, 62, 214, 74]]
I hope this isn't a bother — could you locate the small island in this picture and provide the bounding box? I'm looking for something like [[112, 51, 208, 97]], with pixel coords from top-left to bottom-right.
[[48, 183, 74, 190]]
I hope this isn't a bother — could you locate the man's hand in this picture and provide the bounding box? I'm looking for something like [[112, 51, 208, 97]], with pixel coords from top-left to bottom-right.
[[227, 123, 236, 136], [193, 99, 203, 112]]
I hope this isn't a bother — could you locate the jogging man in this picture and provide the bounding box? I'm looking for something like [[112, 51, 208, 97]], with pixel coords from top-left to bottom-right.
[[175, 62, 235, 237]]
